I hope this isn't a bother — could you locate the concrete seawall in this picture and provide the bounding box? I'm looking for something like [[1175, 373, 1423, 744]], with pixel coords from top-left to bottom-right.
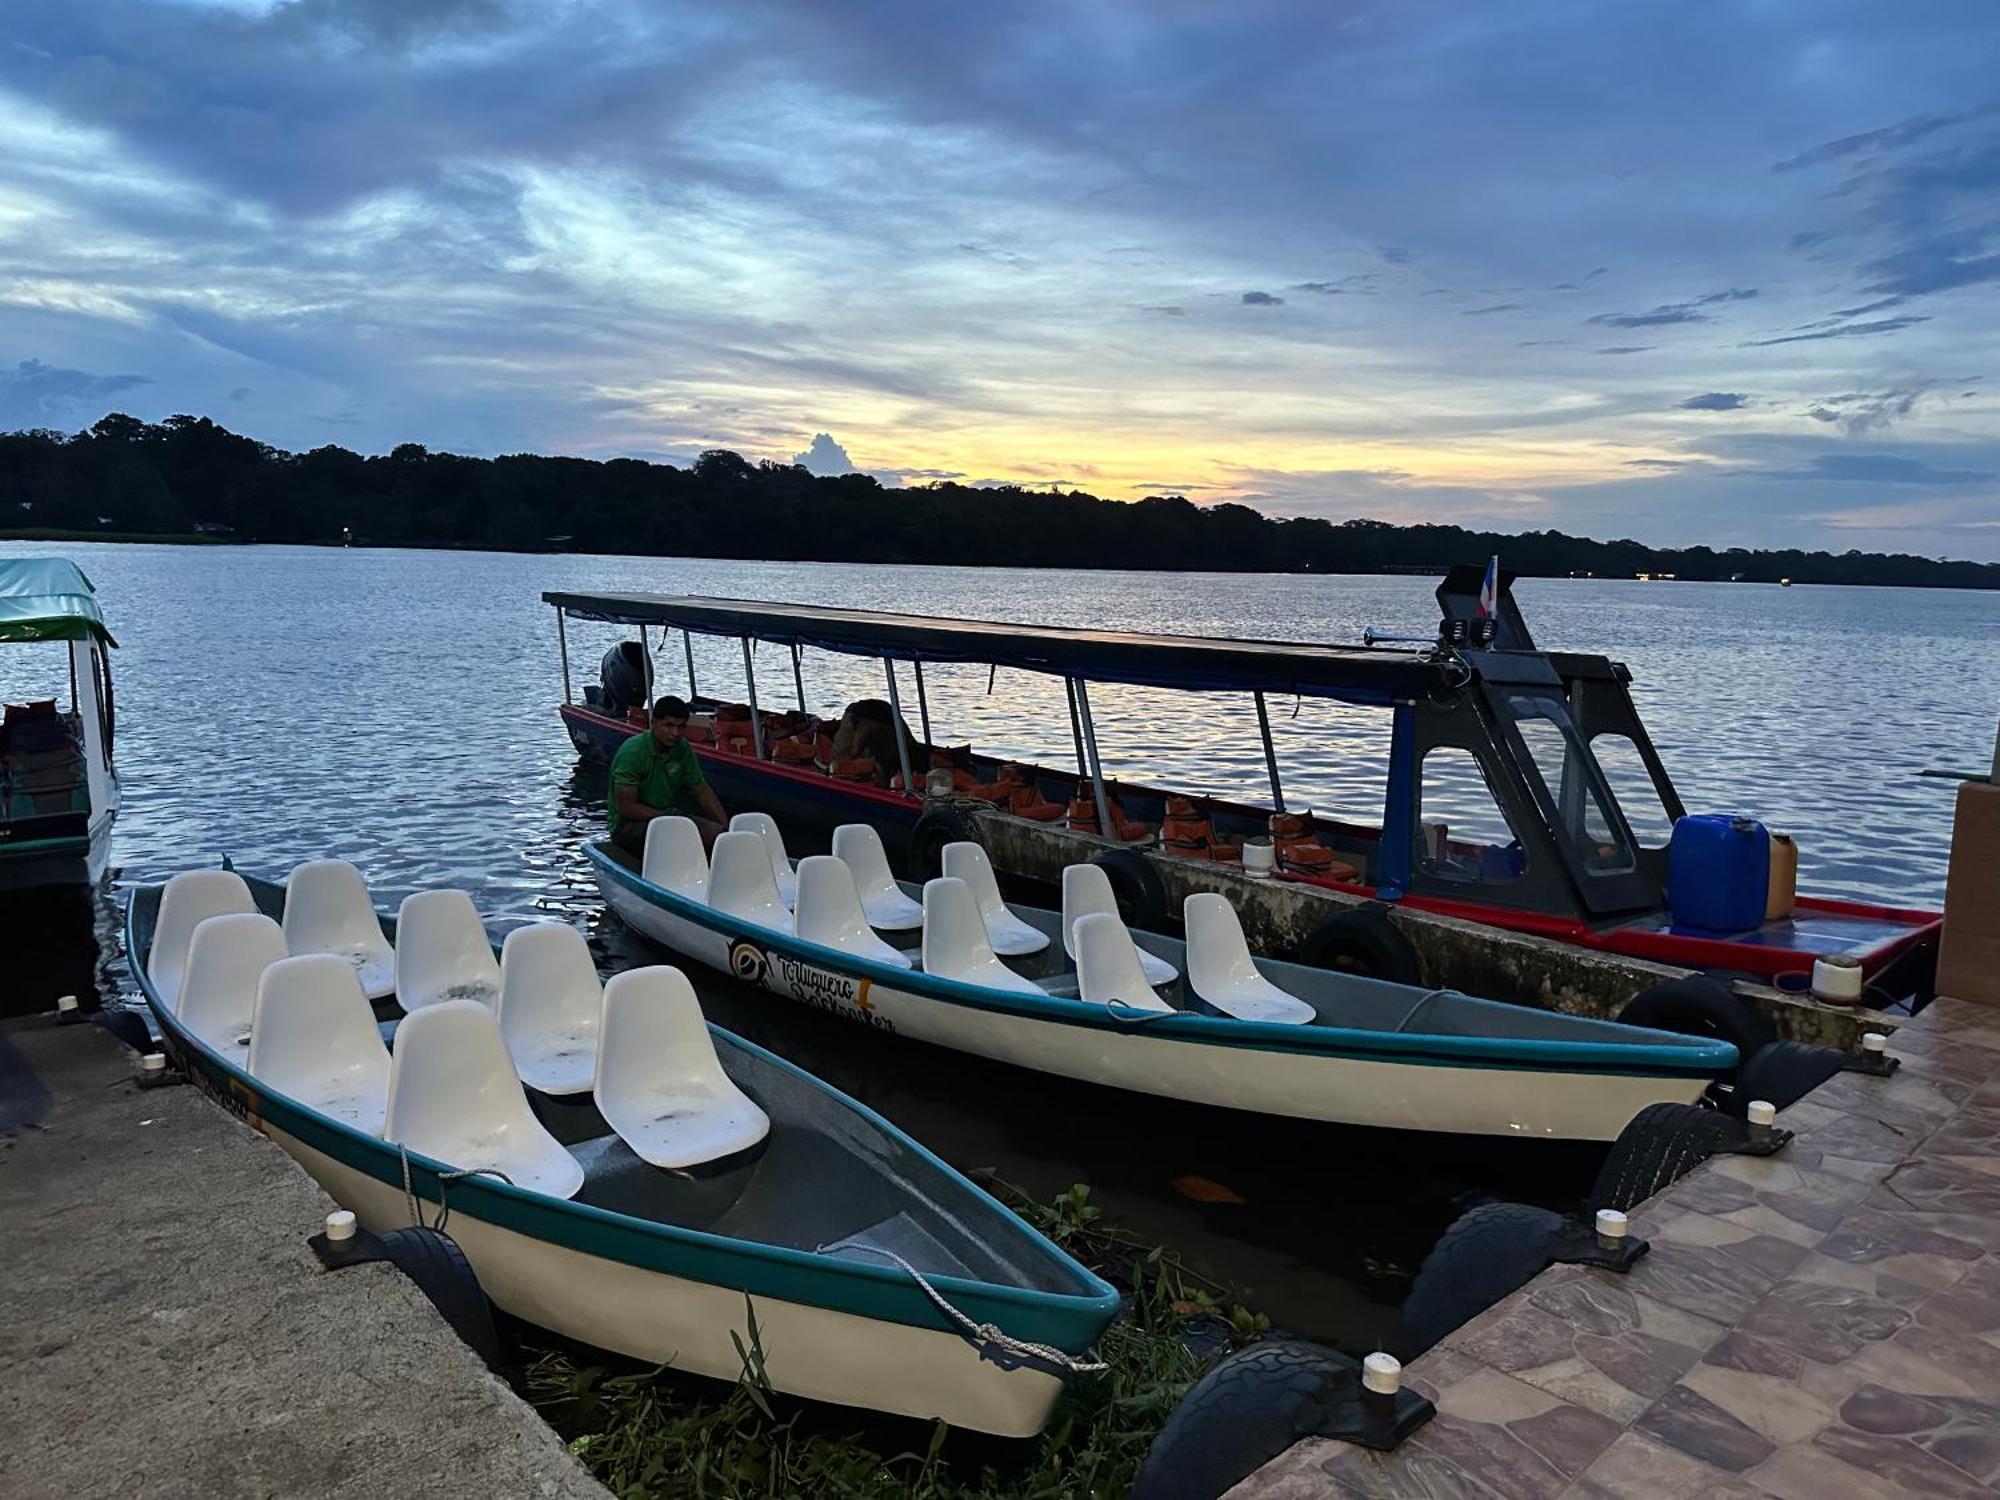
[[0, 1014, 607, 1499], [1228, 995, 2000, 1498]]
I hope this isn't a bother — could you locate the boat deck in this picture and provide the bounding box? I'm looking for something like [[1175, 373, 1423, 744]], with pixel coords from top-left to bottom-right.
[[0, 1013, 606, 1500], [1227, 993, 2000, 1499]]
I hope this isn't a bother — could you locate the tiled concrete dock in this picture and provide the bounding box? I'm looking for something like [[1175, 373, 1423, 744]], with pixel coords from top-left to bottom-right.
[[1229, 996, 2000, 1499], [0, 1013, 607, 1499]]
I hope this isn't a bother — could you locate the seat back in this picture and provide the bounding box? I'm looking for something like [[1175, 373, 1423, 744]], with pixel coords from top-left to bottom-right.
[[179, 912, 287, 1054], [596, 965, 725, 1104], [707, 830, 791, 930], [151, 869, 256, 1009], [282, 859, 384, 954], [794, 855, 878, 954], [384, 999, 581, 1197], [1184, 891, 1258, 998], [246, 954, 392, 1133], [920, 876, 1000, 982], [394, 890, 500, 1009], [1061, 862, 1119, 962], [831, 822, 897, 899], [1074, 911, 1174, 1013], [941, 841, 1007, 919], [642, 815, 709, 899], [729, 810, 796, 905], [496, 922, 603, 1056]]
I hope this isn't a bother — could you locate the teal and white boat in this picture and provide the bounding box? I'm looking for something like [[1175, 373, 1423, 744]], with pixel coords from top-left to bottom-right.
[[0, 558, 118, 889], [128, 867, 1119, 1438], [587, 819, 1738, 1142]]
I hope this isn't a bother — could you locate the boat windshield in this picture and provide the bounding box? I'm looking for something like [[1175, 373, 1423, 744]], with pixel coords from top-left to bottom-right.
[[1502, 695, 1637, 878]]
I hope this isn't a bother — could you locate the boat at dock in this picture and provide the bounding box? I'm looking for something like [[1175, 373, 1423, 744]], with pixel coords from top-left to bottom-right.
[[0, 558, 118, 889], [127, 866, 1119, 1438], [586, 817, 1736, 1141], [540, 571, 1940, 1043]]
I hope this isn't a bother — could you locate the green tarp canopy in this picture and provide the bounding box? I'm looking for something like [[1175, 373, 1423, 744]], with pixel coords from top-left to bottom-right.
[[0, 558, 116, 646]]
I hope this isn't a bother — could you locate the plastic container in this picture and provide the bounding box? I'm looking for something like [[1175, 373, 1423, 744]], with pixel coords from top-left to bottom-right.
[[1667, 814, 1771, 933], [1765, 833, 1798, 920]]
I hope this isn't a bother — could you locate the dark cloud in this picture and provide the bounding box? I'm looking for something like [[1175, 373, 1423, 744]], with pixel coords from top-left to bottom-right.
[[1774, 103, 2000, 173], [1678, 392, 1748, 411], [1742, 315, 1931, 347], [1763, 453, 1992, 486], [226, 386, 253, 402], [1139, 304, 1186, 317], [793, 432, 854, 476], [1828, 295, 1906, 318], [1595, 345, 1653, 355], [1463, 303, 1523, 316], [1860, 230, 2000, 297], [1240, 290, 1284, 306], [1291, 275, 1377, 295], [1588, 288, 1756, 328], [0, 358, 152, 425], [1805, 385, 1933, 435], [1625, 458, 1691, 469], [1378, 246, 1413, 265]]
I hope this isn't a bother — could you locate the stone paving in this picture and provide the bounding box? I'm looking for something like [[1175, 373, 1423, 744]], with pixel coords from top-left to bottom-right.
[[1227, 996, 2000, 1499]]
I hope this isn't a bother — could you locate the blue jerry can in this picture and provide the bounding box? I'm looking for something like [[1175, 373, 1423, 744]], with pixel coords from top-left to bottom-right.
[[1667, 815, 1771, 933]]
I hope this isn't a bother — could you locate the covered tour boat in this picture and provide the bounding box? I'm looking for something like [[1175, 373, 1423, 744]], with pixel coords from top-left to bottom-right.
[[0, 558, 118, 889], [128, 865, 1119, 1437], [542, 570, 1938, 1042]]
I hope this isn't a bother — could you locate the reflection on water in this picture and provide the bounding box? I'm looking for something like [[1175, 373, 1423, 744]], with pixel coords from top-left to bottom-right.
[[1, 541, 1989, 1346]]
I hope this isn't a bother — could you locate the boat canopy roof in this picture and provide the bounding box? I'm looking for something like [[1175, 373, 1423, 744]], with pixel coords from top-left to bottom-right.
[[0, 558, 115, 647], [543, 590, 1446, 702]]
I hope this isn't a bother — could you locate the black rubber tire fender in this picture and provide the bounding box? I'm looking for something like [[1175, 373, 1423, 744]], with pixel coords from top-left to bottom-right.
[[1617, 976, 1776, 1076], [1589, 1100, 1741, 1213], [907, 805, 973, 881], [1732, 1039, 1847, 1115], [1292, 903, 1422, 986], [1130, 1339, 1358, 1500], [372, 1226, 505, 1371], [1090, 847, 1170, 932], [1395, 1201, 1565, 1358]]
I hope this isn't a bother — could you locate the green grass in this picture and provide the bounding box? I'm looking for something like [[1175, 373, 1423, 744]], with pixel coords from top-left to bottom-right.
[[522, 1183, 1267, 1499]]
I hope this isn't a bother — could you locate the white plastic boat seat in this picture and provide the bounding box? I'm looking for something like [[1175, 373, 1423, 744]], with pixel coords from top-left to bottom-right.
[[941, 841, 1051, 957], [497, 922, 603, 1096], [1061, 862, 1178, 987], [793, 856, 913, 969], [707, 830, 796, 934], [385, 999, 584, 1199], [178, 912, 288, 1065], [247, 954, 392, 1136], [642, 815, 709, 900], [1182, 892, 1316, 1025], [830, 823, 924, 931], [595, 966, 771, 1170], [282, 859, 396, 1000], [1074, 911, 1177, 1015], [729, 810, 798, 908], [394, 889, 501, 1012], [151, 869, 257, 1012], [921, 877, 1046, 997]]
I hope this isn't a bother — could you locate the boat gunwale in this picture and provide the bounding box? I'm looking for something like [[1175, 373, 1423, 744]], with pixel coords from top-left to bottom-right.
[[123, 880, 1122, 1352], [587, 839, 1738, 1079]]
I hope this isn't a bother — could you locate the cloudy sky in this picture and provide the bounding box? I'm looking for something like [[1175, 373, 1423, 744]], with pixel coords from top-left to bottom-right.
[[3, 1, 1998, 556]]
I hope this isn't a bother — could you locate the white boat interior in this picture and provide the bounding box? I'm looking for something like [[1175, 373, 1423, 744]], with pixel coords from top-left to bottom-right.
[[283, 858, 397, 999], [497, 922, 606, 1097], [246, 952, 393, 1136], [394, 889, 502, 1010]]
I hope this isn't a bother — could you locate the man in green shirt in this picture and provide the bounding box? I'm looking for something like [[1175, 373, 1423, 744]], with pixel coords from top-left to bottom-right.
[[608, 695, 728, 856]]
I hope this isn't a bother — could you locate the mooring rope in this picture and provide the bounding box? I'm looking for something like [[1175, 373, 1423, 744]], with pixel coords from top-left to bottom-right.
[[821, 1242, 1109, 1375], [400, 1144, 515, 1235]]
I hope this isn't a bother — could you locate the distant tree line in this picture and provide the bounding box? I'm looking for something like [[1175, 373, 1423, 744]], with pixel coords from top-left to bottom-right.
[[3, 412, 1996, 589]]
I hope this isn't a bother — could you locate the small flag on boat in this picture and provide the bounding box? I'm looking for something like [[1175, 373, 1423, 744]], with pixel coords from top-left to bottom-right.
[[1476, 555, 1500, 619]]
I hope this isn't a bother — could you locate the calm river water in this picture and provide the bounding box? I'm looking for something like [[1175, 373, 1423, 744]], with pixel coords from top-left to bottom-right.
[[5, 541, 1994, 1351]]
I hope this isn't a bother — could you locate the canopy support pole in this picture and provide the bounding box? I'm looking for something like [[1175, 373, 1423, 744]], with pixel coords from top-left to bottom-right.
[[791, 644, 807, 712], [1254, 691, 1286, 813], [1074, 680, 1117, 841], [683, 629, 698, 700], [913, 661, 932, 746], [1064, 678, 1088, 776], [638, 628, 654, 708], [555, 609, 572, 704], [742, 639, 765, 759], [883, 659, 915, 793]]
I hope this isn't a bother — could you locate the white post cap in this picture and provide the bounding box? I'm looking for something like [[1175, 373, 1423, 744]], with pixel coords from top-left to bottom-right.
[[1861, 1031, 1888, 1054], [1595, 1207, 1629, 1240], [1746, 1099, 1777, 1127], [140, 1052, 167, 1074], [1361, 1351, 1402, 1395], [324, 1210, 358, 1243], [56, 994, 78, 1014]]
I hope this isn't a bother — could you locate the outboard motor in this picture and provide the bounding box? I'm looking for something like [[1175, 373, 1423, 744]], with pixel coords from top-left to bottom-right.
[[599, 641, 647, 716]]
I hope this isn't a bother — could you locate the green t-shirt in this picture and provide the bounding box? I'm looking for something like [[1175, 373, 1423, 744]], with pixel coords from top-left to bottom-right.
[[607, 732, 705, 836]]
